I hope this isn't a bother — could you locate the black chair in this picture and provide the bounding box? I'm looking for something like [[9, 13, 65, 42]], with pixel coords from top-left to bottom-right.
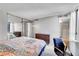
[[53, 38, 66, 56]]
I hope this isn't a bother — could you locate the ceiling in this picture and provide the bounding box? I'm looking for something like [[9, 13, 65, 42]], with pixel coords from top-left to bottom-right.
[[0, 3, 79, 20]]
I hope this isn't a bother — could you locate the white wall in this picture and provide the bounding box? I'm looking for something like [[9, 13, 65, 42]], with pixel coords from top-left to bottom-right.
[[0, 10, 8, 40], [8, 15, 32, 37], [69, 11, 76, 41], [77, 10, 79, 41], [33, 16, 60, 44], [8, 15, 28, 36], [8, 15, 22, 33], [22, 22, 28, 36], [27, 23, 33, 37], [8, 15, 22, 23], [74, 9, 79, 56], [68, 10, 79, 56], [14, 23, 22, 32], [69, 11, 77, 55]]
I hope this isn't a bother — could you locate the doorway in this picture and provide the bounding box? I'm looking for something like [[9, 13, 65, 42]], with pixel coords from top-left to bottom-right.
[[60, 19, 70, 46]]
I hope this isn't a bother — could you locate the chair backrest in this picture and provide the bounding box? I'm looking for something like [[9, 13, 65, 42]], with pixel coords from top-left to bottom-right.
[[53, 38, 64, 52]]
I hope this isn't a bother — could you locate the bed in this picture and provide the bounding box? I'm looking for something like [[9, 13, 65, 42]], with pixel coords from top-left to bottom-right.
[[35, 33, 50, 44], [0, 36, 46, 56]]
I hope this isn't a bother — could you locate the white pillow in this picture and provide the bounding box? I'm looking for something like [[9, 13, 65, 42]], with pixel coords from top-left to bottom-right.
[[8, 33, 16, 39]]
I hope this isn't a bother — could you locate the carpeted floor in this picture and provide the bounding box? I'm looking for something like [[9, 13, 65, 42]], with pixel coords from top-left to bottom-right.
[[42, 44, 73, 56]]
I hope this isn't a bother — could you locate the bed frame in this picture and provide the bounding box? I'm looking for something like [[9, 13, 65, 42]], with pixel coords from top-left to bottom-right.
[[13, 32, 21, 37], [35, 33, 50, 44]]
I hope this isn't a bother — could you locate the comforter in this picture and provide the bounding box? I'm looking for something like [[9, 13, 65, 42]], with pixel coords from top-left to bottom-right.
[[0, 37, 46, 56]]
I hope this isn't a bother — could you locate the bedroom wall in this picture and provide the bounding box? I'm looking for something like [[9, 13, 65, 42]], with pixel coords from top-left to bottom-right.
[[69, 11, 76, 41], [69, 11, 77, 55], [0, 10, 8, 40], [32, 16, 60, 44], [77, 10, 79, 41], [27, 23, 33, 37], [71, 9, 79, 55], [8, 15, 22, 32], [8, 15, 22, 23], [8, 15, 29, 36]]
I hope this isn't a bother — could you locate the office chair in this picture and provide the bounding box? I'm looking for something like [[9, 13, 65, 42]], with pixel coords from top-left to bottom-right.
[[53, 38, 67, 56]]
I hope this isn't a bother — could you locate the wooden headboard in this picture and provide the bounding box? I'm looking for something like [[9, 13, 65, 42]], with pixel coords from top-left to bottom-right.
[[13, 32, 21, 37], [35, 33, 50, 44]]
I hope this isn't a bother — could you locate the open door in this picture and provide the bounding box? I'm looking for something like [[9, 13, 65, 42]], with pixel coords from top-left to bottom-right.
[[60, 18, 70, 47]]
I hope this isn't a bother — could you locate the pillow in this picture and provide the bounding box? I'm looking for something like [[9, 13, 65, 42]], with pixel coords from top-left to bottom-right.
[[8, 33, 16, 39]]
